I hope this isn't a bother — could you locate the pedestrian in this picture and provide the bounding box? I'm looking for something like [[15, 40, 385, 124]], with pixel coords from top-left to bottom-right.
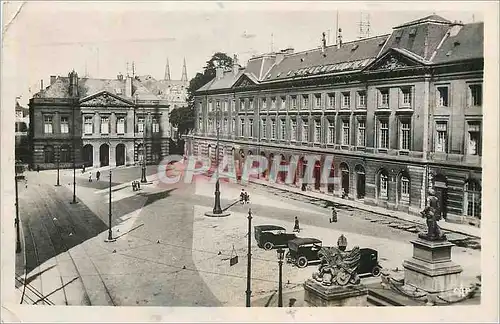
[[88, 172, 92, 182], [96, 171, 101, 181], [330, 207, 338, 223], [337, 234, 347, 251], [82, 165, 86, 173], [293, 216, 300, 233], [240, 189, 246, 204], [36, 165, 40, 173]]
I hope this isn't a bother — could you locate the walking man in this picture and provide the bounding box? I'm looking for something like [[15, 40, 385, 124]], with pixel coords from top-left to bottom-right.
[[293, 216, 300, 233], [330, 207, 338, 223], [88, 172, 92, 182], [96, 170, 101, 181]]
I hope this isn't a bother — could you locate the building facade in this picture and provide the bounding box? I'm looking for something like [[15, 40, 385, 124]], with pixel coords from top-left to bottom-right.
[[15, 99, 30, 163], [185, 15, 483, 226], [29, 70, 173, 170]]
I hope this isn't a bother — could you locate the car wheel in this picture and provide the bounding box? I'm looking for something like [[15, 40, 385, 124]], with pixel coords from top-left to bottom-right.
[[297, 256, 308, 268], [372, 266, 381, 277], [263, 242, 274, 250]]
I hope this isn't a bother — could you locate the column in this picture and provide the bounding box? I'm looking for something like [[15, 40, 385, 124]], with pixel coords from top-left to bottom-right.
[[93, 143, 100, 167]]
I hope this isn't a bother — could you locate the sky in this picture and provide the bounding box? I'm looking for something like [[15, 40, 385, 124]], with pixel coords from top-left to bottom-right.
[[2, 1, 487, 106]]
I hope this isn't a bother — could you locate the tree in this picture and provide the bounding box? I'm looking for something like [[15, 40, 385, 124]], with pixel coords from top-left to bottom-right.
[[186, 52, 234, 103], [169, 106, 194, 138], [170, 52, 233, 137]]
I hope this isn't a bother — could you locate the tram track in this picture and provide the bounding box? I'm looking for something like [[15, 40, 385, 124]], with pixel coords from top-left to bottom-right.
[[38, 185, 116, 306]]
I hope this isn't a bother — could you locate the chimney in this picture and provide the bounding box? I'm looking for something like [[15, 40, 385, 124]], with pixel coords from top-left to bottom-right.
[[117, 73, 124, 81], [215, 65, 224, 80], [337, 28, 343, 49], [125, 75, 132, 97], [40, 79, 44, 91], [232, 54, 241, 76], [321, 32, 327, 54], [50, 76, 57, 85], [68, 70, 79, 97]]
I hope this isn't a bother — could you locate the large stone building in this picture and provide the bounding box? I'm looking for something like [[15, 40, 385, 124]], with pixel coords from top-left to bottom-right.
[[29, 66, 185, 169], [185, 15, 483, 226]]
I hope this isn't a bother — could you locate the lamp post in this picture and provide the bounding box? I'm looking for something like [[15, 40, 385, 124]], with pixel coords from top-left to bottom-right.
[[140, 96, 147, 183], [277, 247, 284, 307], [105, 157, 115, 242], [55, 149, 61, 187], [212, 107, 223, 214], [245, 208, 252, 307], [70, 99, 77, 204], [14, 173, 21, 253]]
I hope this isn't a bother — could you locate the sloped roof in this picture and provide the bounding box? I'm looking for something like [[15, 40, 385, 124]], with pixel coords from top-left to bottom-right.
[[33, 75, 168, 101], [380, 20, 451, 61], [432, 22, 483, 64], [394, 14, 452, 29], [263, 35, 389, 82], [197, 69, 245, 92]]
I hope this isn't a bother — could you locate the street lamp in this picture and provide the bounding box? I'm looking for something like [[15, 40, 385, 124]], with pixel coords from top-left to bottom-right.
[[55, 148, 61, 187], [204, 104, 230, 217], [140, 96, 148, 184], [14, 173, 21, 253], [70, 98, 77, 204], [277, 247, 285, 307], [105, 143, 115, 243], [212, 107, 223, 215]]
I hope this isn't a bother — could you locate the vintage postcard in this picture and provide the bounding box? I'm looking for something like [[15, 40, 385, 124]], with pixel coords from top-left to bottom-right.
[[1, 1, 498, 322]]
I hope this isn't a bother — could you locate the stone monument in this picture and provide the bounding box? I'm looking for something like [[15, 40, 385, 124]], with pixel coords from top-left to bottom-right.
[[304, 240, 368, 307], [402, 189, 463, 300]]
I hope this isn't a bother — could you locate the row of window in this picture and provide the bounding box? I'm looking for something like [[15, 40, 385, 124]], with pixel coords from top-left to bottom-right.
[[436, 83, 482, 108], [201, 118, 481, 155], [43, 115, 70, 134], [43, 115, 161, 135], [374, 171, 480, 218], [201, 83, 482, 113], [204, 88, 410, 113]]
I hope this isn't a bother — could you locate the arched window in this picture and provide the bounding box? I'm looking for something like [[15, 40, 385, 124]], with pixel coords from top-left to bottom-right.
[[44, 145, 54, 163], [400, 173, 410, 204], [464, 180, 481, 218], [378, 169, 389, 199]]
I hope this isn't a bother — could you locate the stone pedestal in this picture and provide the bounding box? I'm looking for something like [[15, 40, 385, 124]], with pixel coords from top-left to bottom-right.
[[403, 239, 463, 293], [303, 279, 368, 307]]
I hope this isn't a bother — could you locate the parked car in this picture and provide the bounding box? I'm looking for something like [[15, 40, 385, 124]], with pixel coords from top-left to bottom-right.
[[286, 237, 323, 268], [358, 248, 382, 277], [254, 225, 297, 250]]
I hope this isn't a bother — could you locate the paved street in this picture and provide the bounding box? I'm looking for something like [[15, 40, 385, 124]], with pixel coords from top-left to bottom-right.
[[15, 165, 481, 307]]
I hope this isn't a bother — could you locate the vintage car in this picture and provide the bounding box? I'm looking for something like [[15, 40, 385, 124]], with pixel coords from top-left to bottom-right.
[[358, 248, 382, 277], [286, 237, 323, 268], [254, 225, 297, 250]]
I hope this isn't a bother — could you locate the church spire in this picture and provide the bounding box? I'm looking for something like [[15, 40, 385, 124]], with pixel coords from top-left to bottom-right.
[[181, 58, 188, 82], [164, 58, 171, 81]]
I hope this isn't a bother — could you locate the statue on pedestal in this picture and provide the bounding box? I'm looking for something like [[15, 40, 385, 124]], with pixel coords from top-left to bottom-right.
[[312, 245, 361, 286], [418, 189, 447, 241]]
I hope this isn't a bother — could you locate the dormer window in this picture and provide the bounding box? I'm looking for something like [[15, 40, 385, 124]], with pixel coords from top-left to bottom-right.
[[395, 29, 403, 39], [409, 28, 417, 36], [116, 88, 123, 95]]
